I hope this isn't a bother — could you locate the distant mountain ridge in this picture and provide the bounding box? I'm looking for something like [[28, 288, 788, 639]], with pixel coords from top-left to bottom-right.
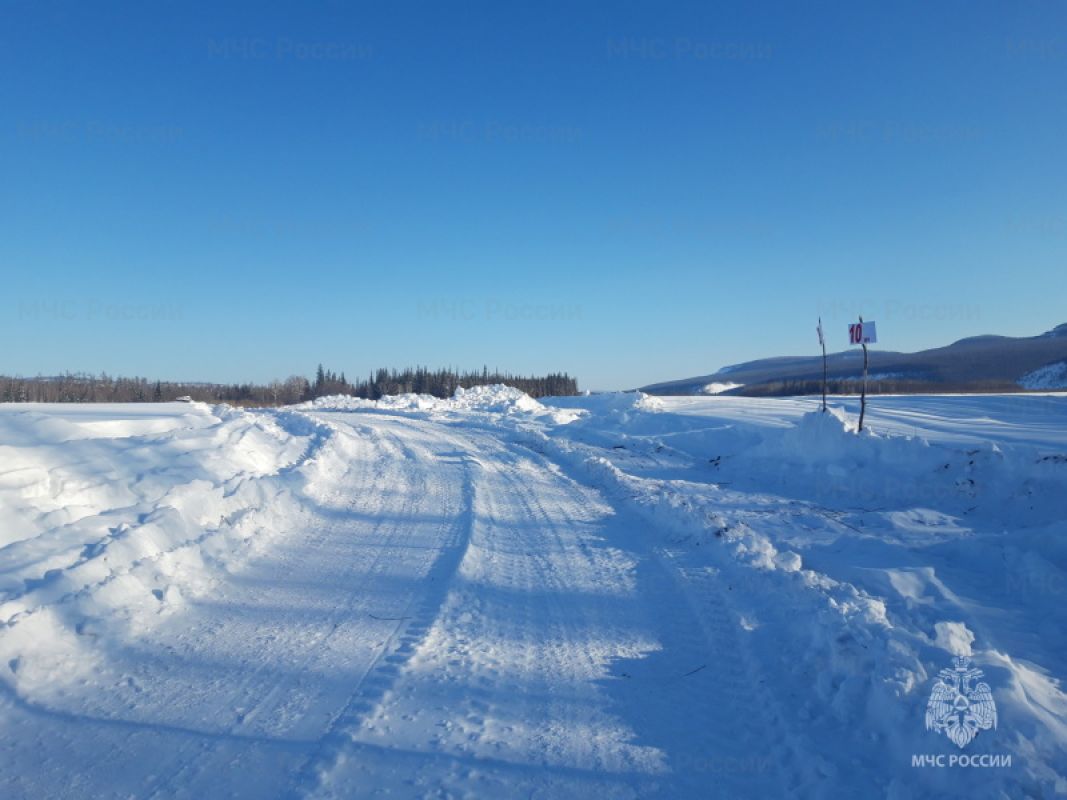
[[641, 323, 1067, 396]]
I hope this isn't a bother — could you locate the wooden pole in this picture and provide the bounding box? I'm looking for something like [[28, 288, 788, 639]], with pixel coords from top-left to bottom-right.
[[858, 315, 868, 432], [819, 317, 827, 412]]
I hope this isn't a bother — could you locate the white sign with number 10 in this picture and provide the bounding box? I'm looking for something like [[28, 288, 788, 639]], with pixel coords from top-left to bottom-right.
[[849, 321, 878, 345]]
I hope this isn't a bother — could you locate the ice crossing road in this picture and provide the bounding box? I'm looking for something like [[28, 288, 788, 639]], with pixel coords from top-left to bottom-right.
[[0, 411, 784, 799], [4, 392, 1065, 797]]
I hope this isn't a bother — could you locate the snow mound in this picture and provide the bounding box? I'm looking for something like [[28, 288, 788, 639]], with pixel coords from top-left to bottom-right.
[[743, 408, 1038, 513], [302, 384, 579, 422], [0, 403, 339, 701], [542, 391, 661, 416], [303, 393, 441, 412], [448, 384, 546, 413], [756, 406, 942, 467], [596, 391, 664, 415]]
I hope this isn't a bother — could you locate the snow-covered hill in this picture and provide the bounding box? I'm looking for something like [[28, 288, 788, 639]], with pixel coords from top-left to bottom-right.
[[642, 323, 1067, 395], [0, 389, 1065, 798], [1020, 359, 1067, 390]]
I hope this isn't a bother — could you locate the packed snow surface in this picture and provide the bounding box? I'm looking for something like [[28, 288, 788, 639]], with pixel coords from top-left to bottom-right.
[[1, 388, 1065, 798]]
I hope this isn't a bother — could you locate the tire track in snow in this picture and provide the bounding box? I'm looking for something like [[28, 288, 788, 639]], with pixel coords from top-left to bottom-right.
[[465, 424, 800, 797], [513, 432, 823, 796], [116, 418, 398, 799], [137, 416, 468, 798], [132, 425, 388, 798], [286, 424, 480, 798], [509, 431, 825, 796], [305, 419, 792, 798], [0, 413, 474, 800], [505, 434, 797, 798]]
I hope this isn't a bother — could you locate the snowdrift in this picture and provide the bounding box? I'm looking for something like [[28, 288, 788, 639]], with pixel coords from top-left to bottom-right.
[[303, 383, 581, 423], [0, 403, 340, 703]]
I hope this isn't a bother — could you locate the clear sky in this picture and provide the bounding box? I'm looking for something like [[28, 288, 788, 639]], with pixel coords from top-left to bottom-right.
[[2, 1, 1065, 390]]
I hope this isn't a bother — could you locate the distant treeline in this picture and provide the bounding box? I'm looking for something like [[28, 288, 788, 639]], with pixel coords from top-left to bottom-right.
[[0, 367, 578, 406], [737, 378, 1024, 397], [310, 366, 578, 401]]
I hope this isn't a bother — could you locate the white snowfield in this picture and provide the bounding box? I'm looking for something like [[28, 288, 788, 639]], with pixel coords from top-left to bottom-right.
[[0, 389, 1065, 798]]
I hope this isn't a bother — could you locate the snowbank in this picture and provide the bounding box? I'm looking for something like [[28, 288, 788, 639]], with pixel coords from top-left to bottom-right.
[[0, 403, 337, 701], [449, 383, 546, 413], [303, 383, 580, 423]]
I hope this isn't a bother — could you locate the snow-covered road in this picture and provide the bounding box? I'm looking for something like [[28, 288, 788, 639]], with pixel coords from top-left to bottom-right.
[[301, 414, 794, 798], [1, 391, 1065, 798], [0, 410, 787, 798]]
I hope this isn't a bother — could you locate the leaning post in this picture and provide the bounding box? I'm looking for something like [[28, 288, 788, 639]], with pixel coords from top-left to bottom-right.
[[817, 317, 828, 412]]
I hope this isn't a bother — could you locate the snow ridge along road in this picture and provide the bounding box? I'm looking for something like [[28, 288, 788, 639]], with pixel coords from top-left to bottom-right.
[[1, 390, 1065, 798]]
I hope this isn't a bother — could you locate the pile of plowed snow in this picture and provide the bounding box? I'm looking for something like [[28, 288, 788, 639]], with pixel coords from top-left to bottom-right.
[[535, 390, 661, 419], [0, 402, 335, 700], [303, 383, 579, 422]]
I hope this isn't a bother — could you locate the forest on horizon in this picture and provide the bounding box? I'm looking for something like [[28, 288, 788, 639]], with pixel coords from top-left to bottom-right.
[[0, 366, 579, 405]]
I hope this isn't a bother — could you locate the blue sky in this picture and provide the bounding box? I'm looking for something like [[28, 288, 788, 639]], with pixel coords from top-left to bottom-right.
[[2, 1, 1065, 390]]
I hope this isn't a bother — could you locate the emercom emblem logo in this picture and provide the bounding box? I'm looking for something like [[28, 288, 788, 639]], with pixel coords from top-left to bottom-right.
[[925, 656, 998, 749]]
